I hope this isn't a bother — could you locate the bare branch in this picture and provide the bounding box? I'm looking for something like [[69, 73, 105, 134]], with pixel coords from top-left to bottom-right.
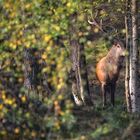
[[88, 10, 106, 33], [87, 10, 120, 41], [88, 19, 104, 32]]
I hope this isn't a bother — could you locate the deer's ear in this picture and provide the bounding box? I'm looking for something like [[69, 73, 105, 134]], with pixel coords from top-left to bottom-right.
[[110, 38, 118, 45], [113, 39, 119, 46]]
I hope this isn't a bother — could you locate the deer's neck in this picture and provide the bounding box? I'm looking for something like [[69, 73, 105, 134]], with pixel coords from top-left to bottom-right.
[[107, 51, 122, 65]]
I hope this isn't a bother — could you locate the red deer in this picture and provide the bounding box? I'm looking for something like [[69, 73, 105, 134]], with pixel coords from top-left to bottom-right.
[[88, 12, 126, 107], [96, 40, 126, 107]]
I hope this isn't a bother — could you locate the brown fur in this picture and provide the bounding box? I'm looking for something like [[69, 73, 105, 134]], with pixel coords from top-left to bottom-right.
[[96, 40, 126, 107]]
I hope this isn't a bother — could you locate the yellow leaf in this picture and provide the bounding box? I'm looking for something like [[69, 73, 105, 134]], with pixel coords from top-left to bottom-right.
[[19, 31, 23, 36], [10, 12, 16, 18], [13, 103, 17, 108], [122, 29, 126, 33], [53, 25, 60, 31], [54, 121, 60, 129], [21, 96, 27, 103], [25, 42, 31, 48], [32, 39, 36, 43], [9, 43, 17, 49], [46, 46, 51, 51], [0, 104, 3, 110], [44, 35, 51, 42], [25, 3, 31, 9], [94, 28, 99, 33], [58, 95, 63, 100], [4, 3, 10, 8], [2, 94, 6, 100], [18, 78, 23, 83], [14, 128, 20, 134], [7, 99, 13, 105], [4, 99, 9, 104], [67, 2, 71, 7], [54, 100, 59, 106], [42, 54, 47, 59], [31, 131, 36, 137]]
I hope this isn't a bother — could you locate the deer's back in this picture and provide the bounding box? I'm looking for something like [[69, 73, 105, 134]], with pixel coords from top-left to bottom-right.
[[96, 56, 120, 84]]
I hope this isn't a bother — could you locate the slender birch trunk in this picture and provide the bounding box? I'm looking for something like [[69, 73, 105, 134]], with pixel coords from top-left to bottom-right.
[[80, 43, 92, 104], [125, 0, 132, 112], [129, 0, 140, 112]]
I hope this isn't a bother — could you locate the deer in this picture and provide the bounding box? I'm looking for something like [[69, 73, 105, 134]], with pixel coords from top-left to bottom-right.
[[88, 11, 126, 107]]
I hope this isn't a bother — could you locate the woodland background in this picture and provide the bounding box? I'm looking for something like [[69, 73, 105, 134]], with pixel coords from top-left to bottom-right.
[[0, 0, 140, 140]]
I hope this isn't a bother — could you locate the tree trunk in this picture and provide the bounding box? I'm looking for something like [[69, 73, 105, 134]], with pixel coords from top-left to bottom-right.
[[24, 48, 39, 90], [24, 48, 51, 98], [125, 0, 132, 112], [80, 43, 92, 104], [129, 0, 140, 112], [70, 40, 91, 106]]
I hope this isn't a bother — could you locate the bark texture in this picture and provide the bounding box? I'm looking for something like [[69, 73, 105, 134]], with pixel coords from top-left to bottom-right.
[[24, 48, 40, 90], [125, 0, 132, 112], [129, 0, 140, 112], [24, 48, 51, 97], [70, 40, 91, 106]]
